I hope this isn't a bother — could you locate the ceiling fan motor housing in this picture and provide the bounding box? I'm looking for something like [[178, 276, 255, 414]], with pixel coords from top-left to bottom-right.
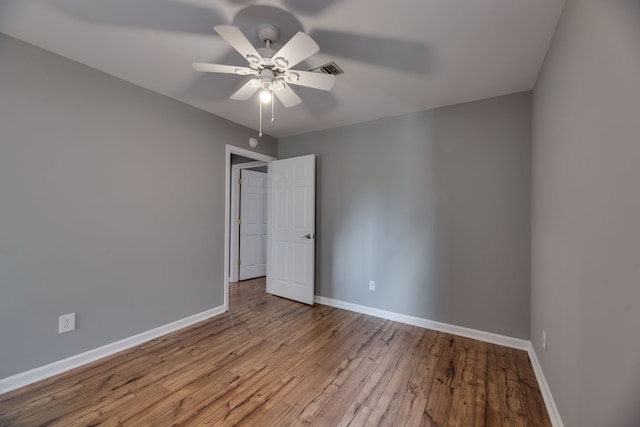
[[257, 24, 280, 45]]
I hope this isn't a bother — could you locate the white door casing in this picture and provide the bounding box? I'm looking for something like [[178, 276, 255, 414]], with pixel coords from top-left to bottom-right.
[[267, 155, 315, 305], [239, 169, 267, 280]]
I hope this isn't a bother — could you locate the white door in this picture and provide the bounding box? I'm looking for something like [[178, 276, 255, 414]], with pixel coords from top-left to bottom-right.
[[239, 169, 267, 280], [268, 155, 315, 305]]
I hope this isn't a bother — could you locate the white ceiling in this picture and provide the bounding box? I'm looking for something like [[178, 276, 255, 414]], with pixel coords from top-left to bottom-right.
[[0, 0, 565, 138]]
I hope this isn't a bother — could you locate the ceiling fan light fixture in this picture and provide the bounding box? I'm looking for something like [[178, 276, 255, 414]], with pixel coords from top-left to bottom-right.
[[260, 90, 272, 104]]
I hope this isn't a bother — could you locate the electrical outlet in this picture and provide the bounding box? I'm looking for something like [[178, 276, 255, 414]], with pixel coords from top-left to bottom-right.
[[369, 280, 375, 291], [542, 330, 547, 350], [59, 313, 76, 334]]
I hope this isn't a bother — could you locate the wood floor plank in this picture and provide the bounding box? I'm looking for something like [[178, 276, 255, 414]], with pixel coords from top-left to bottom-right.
[[407, 329, 442, 400], [0, 278, 552, 427], [123, 365, 250, 425], [475, 340, 504, 427], [316, 319, 395, 426], [513, 349, 553, 426], [422, 333, 461, 426], [393, 393, 429, 427], [304, 320, 390, 426], [236, 400, 298, 427], [337, 401, 372, 427], [366, 327, 429, 426], [181, 364, 291, 425], [352, 323, 415, 410], [63, 383, 171, 427], [494, 345, 531, 427], [447, 337, 478, 427], [0, 381, 86, 426], [291, 317, 391, 424]]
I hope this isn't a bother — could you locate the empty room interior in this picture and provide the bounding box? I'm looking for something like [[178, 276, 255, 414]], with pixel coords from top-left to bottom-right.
[[1, 0, 639, 426]]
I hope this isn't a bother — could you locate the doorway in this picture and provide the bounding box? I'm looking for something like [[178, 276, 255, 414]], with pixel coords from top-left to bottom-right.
[[223, 145, 276, 311], [230, 160, 268, 282]]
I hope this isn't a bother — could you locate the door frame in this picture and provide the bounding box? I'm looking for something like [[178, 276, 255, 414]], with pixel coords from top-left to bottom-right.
[[224, 145, 276, 311], [230, 161, 267, 283]]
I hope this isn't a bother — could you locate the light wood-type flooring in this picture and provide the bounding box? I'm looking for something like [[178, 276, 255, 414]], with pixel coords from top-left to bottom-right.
[[0, 278, 551, 426]]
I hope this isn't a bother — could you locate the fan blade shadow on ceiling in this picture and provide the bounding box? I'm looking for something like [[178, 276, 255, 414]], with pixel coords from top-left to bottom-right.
[[45, 0, 226, 34], [281, 0, 338, 16], [291, 85, 339, 116], [309, 30, 432, 74], [183, 72, 250, 102], [221, 0, 338, 17], [223, 0, 256, 5]]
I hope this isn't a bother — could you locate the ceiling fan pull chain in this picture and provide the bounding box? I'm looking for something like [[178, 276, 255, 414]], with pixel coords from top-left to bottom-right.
[[271, 93, 275, 124], [258, 99, 263, 137]]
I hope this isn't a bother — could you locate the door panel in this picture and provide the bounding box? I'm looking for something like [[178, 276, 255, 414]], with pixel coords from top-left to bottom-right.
[[268, 155, 315, 305], [239, 169, 267, 280]]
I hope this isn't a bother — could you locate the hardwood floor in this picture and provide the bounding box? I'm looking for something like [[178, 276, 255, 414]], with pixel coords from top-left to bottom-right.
[[0, 278, 551, 426]]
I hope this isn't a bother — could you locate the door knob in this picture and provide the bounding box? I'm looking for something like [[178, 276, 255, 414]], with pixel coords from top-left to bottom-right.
[[302, 234, 315, 239]]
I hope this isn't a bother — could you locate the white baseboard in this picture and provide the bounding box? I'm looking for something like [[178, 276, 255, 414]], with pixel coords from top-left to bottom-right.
[[0, 305, 226, 395], [315, 295, 529, 350], [527, 343, 564, 427]]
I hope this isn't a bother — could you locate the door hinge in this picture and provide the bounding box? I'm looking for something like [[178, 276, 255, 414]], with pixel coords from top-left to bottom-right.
[[238, 178, 242, 185], [237, 259, 241, 265], [238, 218, 241, 225]]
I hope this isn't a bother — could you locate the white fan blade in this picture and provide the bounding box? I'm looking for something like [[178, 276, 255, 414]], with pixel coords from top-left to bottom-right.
[[230, 79, 260, 100], [272, 32, 319, 70], [192, 63, 258, 76], [274, 85, 302, 108], [286, 70, 335, 91], [214, 25, 263, 65]]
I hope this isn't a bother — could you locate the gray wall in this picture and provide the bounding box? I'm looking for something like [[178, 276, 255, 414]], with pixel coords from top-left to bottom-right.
[[531, 0, 640, 426], [0, 33, 276, 378], [279, 92, 532, 339]]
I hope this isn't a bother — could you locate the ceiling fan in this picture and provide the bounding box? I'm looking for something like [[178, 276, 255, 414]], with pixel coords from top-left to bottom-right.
[[193, 24, 336, 109]]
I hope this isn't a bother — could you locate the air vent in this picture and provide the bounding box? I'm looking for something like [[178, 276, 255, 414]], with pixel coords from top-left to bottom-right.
[[309, 61, 344, 76]]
